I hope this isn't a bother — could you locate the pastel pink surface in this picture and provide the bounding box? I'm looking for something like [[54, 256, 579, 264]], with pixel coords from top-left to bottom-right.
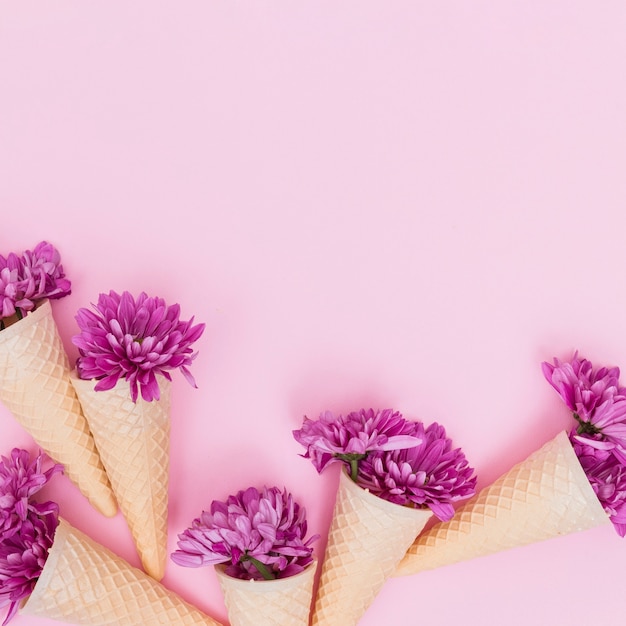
[[1, 2, 625, 625]]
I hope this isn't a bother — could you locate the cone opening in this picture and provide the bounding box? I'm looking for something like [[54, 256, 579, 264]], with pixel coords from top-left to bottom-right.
[[0, 299, 51, 344], [338, 469, 434, 521], [214, 559, 317, 591]]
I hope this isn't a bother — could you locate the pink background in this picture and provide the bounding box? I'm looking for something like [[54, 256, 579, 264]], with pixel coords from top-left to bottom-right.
[[2, 2, 626, 624]]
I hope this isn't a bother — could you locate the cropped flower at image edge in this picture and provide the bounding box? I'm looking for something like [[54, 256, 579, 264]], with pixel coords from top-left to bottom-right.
[[0, 241, 71, 325], [0, 449, 62, 626], [543, 352, 626, 536]]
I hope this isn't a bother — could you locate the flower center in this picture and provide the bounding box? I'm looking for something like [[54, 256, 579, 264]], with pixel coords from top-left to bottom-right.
[[573, 412, 601, 436]]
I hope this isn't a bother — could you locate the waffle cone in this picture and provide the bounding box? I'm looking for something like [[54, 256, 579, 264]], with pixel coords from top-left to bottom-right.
[[312, 470, 432, 626], [70, 373, 171, 581], [20, 518, 222, 625], [395, 430, 610, 577], [0, 300, 116, 517], [215, 560, 317, 626]]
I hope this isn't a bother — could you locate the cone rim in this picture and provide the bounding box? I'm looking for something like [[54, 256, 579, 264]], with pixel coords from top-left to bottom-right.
[[338, 468, 434, 522], [0, 299, 51, 344], [214, 558, 317, 591]]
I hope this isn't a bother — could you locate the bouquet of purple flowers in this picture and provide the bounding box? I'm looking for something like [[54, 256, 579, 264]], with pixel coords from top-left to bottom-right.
[[172, 486, 318, 626], [293, 408, 476, 626]]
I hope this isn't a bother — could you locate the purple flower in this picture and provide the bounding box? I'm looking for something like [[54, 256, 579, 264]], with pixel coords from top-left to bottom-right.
[[542, 353, 626, 460], [0, 449, 61, 625], [171, 486, 317, 580], [572, 437, 626, 537], [293, 409, 422, 477], [0, 242, 71, 324], [0, 254, 34, 321], [20, 241, 71, 301], [358, 421, 477, 521], [0, 512, 58, 625], [0, 449, 62, 541], [72, 290, 205, 402]]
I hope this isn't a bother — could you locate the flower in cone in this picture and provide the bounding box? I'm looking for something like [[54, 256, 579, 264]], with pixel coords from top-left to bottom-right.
[[0, 242, 116, 518], [544, 352, 626, 536], [72, 290, 205, 403], [0, 448, 62, 625], [395, 352, 625, 578], [71, 290, 205, 581], [172, 486, 318, 626], [293, 408, 476, 626], [543, 352, 626, 465], [0, 242, 71, 327], [0, 448, 223, 626]]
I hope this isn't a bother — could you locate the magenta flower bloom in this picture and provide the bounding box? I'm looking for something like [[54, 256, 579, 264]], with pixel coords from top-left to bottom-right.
[[72, 290, 205, 402], [293, 408, 422, 479], [0, 254, 35, 321], [171, 486, 317, 580], [0, 512, 58, 625], [0, 242, 71, 324], [542, 353, 626, 462], [0, 449, 62, 541], [0, 256, 22, 320], [358, 421, 477, 521], [21, 241, 71, 301], [0, 449, 61, 625], [572, 437, 626, 537]]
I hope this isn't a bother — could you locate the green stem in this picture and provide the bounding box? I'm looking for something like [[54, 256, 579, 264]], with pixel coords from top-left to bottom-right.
[[15, 308, 23, 320], [335, 453, 365, 483], [246, 556, 276, 581], [573, 412, 601, 436], [349, 458, 359, 482]]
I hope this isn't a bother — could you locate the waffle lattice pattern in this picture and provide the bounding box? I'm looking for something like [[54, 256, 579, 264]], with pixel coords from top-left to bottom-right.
[[0, 301, 116, 516], [312, 472, 431, 625], [22, 519, 222, 625], [216, 562, 316, 626], [72, 377, 171, 581], [395, 431, 610, 576]]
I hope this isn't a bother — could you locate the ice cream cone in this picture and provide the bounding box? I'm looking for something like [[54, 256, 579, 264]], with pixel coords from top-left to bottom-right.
[[311, 470, 432, 626], [70, 372, 171, 581], [215, 559, 317, 626], [395, 430, 611, 577], [20, 518, 222, 625], [0, 300, 117, 517]]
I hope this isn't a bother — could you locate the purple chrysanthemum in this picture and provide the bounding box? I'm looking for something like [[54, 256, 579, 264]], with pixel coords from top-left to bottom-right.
[[0, 242, 71, 324], [572, 437, 626, 537], [358, 421, 477, 521], [0, 449, 62, 541], [0, 449, 61, 625], [0, 512, 58, 625], [542, 353, 626, 462], [293, 408, 422, 478], [0, 254, 34, 321], [171, 486, 317, 580], [20, 241, 71, 302], [72, 290, 205, 402]]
